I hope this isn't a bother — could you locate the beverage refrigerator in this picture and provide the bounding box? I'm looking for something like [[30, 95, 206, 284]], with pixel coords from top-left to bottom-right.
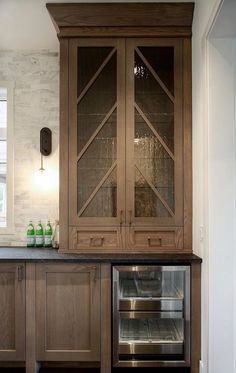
[[113, 265, 190, 367]]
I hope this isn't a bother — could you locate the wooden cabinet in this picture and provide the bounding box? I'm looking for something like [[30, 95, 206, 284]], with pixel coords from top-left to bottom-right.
[[0, 263, 25, 361], [47, 3, 193, 253], [36, 263, 100, 361], [0, 257, 201, 373]]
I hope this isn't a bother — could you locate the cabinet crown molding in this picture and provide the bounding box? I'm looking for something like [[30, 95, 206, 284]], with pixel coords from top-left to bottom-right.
[[47, 3, 194, 36]]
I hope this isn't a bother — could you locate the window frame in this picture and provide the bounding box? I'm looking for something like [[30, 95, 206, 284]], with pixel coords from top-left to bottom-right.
[[0, 81, 14, 234]]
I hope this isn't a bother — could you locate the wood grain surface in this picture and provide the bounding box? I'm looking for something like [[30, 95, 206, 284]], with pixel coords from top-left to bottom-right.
[[47, 3, 194, 28]]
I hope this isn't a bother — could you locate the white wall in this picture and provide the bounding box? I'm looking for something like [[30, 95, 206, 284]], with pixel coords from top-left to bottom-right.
[[208, 37, 236, 373], [193, 1, 236, 373], [192, 0, 221, 258], [192, 1, 221, 372]]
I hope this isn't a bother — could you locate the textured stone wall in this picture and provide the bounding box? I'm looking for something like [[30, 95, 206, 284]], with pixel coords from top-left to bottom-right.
[[0, 51, 59, 245]]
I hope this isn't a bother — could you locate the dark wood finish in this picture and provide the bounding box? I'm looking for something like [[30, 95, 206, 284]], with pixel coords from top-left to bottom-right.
[[42, 361, 100, 368], [0, 361, 25, 368], [183, 38, 193, 251], [51, 3, 194, 254], [57, 26, 192, 39], [191, 262, 201, 373], [59, 38, 69, 251], [25, 263, 41, 373], [0, 258, 201, 372], [36, 263, 100, 361], [68, 38, 126, 230], [69, 226, 125, 253], [0, 263, 25, 361], [126, 226, 184, 252], [46, 3, 194, 28], [100, 264, 112, 373], [58, 26, 192, 38], [125, 38, 184, 238]]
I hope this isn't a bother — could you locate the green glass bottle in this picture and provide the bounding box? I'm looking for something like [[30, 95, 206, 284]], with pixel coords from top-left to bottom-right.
[[44, 220, 52, 248], [35, 220, 44, 247], [27, 221, 35, 248]]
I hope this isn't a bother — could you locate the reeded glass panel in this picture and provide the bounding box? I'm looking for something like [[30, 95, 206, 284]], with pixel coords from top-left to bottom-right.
[[78, 111, 117, 215], [138, 47, 174, 95], [77, 51, 116, 154], [135, 50, 174, 153], [77, 47, 113, 96], [134, 47, 175, 218], [77, 46, 117, 218], [81, 168, 117, 217], [134, 112, 174, 214], [135, 169, 171, 218]]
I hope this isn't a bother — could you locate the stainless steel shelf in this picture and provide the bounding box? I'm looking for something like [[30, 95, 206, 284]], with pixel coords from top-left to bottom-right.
[[120, 318, 182, 344], [119, 319, 183, 355], [119, 343, 183, 356], [119, 298, 183, 311], [119, 278, 183, 311], [120, 278, 182, 298]]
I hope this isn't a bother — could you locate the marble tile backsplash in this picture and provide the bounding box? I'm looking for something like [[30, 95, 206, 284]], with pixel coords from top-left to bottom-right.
[[0, 50, 59, 245]]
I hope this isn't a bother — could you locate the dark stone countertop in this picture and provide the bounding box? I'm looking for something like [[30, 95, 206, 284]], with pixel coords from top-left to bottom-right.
[[0, 247, 202, 263]]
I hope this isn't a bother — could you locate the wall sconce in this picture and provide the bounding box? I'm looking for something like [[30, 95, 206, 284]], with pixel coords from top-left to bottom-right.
[[34, 127, 55, 191], [39, 127, 52, 171], [33, 127, 59, 193]]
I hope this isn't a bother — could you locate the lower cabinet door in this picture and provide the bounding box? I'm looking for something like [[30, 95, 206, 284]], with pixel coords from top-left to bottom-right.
[[36, 263, 100, 361], [0, 263, 25, 361]]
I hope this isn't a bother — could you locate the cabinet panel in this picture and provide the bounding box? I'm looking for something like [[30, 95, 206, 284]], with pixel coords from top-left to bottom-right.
[[126, 227, 183, 252], [69, 226, 125, 252], [36, 263, 100, 361], [0, 263, 25, 361], [126, 38, 183, 228], [69, 38, 126, 228]]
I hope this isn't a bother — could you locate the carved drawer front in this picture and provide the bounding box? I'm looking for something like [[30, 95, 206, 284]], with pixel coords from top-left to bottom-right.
[[127, 227, 183, 252], [69, 226, 124, 252]]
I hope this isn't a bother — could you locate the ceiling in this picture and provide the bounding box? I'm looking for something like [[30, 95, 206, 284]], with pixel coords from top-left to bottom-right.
[[0, 0, 195, 51]]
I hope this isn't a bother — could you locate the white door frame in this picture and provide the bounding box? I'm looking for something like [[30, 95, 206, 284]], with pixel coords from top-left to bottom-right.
[[199, 1, 236, 372]]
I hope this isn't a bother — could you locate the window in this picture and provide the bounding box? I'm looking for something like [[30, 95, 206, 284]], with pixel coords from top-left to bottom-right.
[[0, 82, 14, 233]]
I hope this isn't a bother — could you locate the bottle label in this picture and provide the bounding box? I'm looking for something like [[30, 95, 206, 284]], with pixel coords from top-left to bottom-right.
[[44, 235, 52, 246], [27, 236, 35, 246], [36, 235, 44, 246]]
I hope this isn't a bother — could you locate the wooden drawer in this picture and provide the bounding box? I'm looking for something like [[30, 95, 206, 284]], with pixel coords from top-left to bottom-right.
[[127, 227, 183, 252], [68, 226, 124, 253]]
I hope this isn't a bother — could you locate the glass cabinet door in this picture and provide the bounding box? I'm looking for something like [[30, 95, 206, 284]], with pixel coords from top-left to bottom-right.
[[126, 39, 183, 227], [69, 39, 125, 227]]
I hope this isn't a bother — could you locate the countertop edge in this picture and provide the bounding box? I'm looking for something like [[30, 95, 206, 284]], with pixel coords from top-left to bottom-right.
[[0, 247, 202, 263]]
